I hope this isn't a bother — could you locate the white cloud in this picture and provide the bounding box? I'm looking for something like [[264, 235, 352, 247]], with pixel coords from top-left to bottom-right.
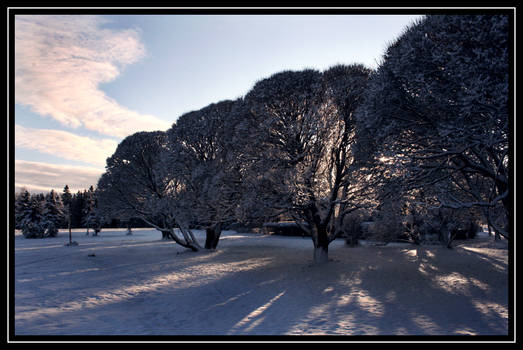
[[14, 160, 104, 194], [15, 125, 118, 167], [15, 15, 170, 138]]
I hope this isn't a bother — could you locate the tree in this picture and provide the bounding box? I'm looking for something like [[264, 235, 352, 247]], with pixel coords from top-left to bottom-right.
[[62, 185, 72, 208], [359, 14, 511, 240], [19, 195, 45, 238], [15, 188, 31, 230], [83, 186, 104, 236], [96, 177, 135, 234], [42, 189, 64, 237], [62, 185, 73, 243], [96, 131, 201, 251], [238, 67, 372, 263], [82, 186, 95, 235], [70, 191, 86, 229], [164, 100, 243, 249]]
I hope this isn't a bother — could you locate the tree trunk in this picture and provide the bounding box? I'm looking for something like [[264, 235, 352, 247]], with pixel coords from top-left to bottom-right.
[[178, 226, 202, 251], [204, 223, 222, 250], [312, 225, 330, 264], [163, 228, 200, 251], [496, 177, 511, 239], [314, 244, 329, 264], [439, 227, 454, 249], [68, 214, 72, 244]]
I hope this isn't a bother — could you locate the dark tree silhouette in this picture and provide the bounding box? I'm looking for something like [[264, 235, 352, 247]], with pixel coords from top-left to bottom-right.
[[359, 14, 510, 240], [239, 66, 372, 263]]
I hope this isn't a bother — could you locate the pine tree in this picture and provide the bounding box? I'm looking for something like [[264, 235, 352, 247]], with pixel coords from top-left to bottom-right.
[[42, 190, 64, 237], [15, 188, 31, 230], [71, 191, 85, 228], [20, 196, 45, 238], [62, 185, 72, 208], [83, 186, 95, 234], [83, 186, 103, 236], [62, 185, 72, 230]]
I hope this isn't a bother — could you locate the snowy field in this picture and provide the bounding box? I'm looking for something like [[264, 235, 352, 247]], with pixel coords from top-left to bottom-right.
[[12, 228, 510, 337]]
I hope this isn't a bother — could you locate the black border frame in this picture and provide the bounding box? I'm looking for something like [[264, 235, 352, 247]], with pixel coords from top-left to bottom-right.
[[6, 6, 516, 343]]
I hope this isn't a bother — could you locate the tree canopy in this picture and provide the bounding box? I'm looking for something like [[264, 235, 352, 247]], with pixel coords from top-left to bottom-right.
[[26, 13, 511, 261]]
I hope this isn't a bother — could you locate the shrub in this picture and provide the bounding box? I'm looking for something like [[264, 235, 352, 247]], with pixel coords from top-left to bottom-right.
[[343, 212, 365, 246], [362, 201, 406, 244]]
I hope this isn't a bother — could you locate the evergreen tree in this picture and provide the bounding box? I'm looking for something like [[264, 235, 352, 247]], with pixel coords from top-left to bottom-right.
[[71, 191, 85, 228], [62, 185, 72, 206], [20, 196, 45, 238], [42, 190, 64, 237], [83, 186, 95, 234], [83, 186, 103, 235], [15, 188, 31, 230], [62, 185, 73, 231]]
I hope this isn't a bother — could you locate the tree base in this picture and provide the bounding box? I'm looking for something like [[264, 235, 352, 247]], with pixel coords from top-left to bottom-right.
[[313, 246, 329, 264]]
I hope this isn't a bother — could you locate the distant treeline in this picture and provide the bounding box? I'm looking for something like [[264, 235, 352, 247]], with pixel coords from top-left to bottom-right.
[[14, 185, 151, 235]]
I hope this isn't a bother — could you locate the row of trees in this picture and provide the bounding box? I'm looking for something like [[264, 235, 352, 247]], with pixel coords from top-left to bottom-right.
[[97, 14, 510, 263], [360, 14, 510, 243], [17, 15, 507, 262], [95, 60, 380, 261], [14, 185, 107, 238]]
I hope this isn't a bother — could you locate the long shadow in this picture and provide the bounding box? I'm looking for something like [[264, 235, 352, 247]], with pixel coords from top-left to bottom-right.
[[177, 242, 509, 337], [14, 236, 510, 338], [297, 244, 510, 337], [14, 242, 288, 335]]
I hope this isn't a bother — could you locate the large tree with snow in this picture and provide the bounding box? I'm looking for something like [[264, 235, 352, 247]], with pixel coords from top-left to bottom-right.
[[96, 131, 201, 251], [164, 100, 243, 249], [359, 14, 511, 239], [238, 66, 372, 263]]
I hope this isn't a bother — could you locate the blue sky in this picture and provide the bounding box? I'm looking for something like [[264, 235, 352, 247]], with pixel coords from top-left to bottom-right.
[[14, 14, 423, 193]]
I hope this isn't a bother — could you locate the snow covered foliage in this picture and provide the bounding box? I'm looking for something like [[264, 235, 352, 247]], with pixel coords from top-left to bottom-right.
[[359, 15, 510, 239], [14, 188, 32, 230], [42, 189, 64, 237], [91, 15, 510, 256], [82, 186, 104, 236], [164, 100, 243, 249], [15, 188, 65, 238], [96, 131, 202, 251], [18, 195, 45, 238], [238, 66, 372, 263]]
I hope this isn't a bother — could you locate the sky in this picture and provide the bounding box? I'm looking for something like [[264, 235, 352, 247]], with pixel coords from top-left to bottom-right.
[[13, 13, 423, 194]]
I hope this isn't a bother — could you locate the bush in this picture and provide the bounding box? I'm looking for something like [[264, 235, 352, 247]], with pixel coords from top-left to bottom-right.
[[451, 220, 480, 240], [343, 212, 365, 246], [410, 208, 481, 246], [366, 202, 406, 243], [262, 222, 309, 236]]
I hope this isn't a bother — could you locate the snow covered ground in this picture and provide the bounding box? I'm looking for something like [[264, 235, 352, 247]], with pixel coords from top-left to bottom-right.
[[12, 228, 510, 337]]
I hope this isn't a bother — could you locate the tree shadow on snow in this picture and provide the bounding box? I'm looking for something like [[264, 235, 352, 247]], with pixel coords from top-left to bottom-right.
[[14, 239, 510, 339]]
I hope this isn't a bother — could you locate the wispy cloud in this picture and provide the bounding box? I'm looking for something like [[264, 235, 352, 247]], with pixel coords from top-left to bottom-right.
[[15, 125, 118, 167], [14, 160, 104, 194], [15, 15, 170, 138]]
